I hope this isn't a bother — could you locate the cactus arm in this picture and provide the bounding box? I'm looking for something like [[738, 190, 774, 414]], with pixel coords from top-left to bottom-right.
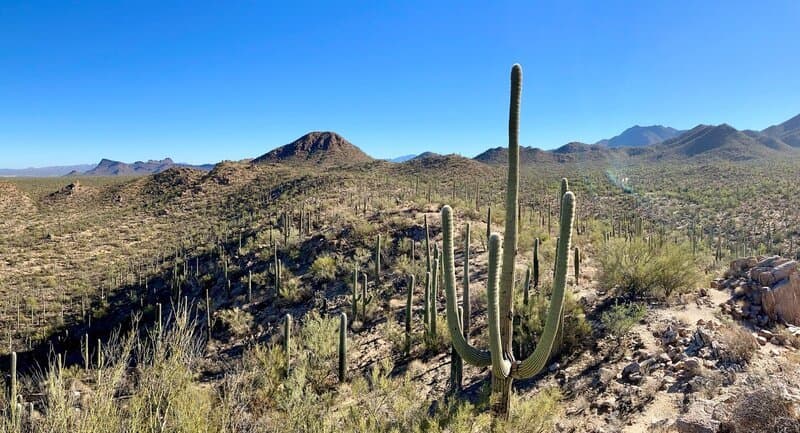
[[423, 271, 431, 328], [463, 223, 471, 335], [523, 266, 531, 305], [499, 63, 522, 358], [514, 191, 575, 379], [430, 257, 439, 337], [487, 232, 512, 378], [533, 237, 540, 289], [424, 214, 432, 273], [441, 205, 491, 367]]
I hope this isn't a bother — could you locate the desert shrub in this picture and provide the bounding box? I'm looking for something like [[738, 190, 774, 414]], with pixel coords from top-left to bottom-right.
[[351, 221, 377, 244], [422, 315, 452, 354], [237, 343, 288, 411], [378, 318, 406, 354], [298, 310, 340, 390], [277, 266, 308, 304], [598, 238, 701, 300], [515, 288, 591, 359], [337, 359, 429, 432], [721, 387, 800, 433], [215, 307, 254, 338], [716, 326, 758, 366], [497, 387, 563, 433], [27, 312, 221, 433], [393, 254, 425, 278], [309, 254, 338, 282], [601, 302, 647, 338]]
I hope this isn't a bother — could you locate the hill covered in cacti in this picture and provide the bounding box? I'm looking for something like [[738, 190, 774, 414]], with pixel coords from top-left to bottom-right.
[[0, 65, 799, 433]]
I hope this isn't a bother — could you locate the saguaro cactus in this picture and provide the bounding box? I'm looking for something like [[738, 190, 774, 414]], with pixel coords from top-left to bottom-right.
[[361, 273, 372, 320], [248, 270, 253, 303], [351, 265, 360, 319], [405, 275, 414, 354], [283, 314, 292, 356], [462, 224, 471, 334], [10, 351, 17, 425], [533, 237, 540, 290], [523, 266, 532, 305], [338, 312, 347, 382], [375, 235, 381, 281], [574, 246, 581, 284], [441, 64, 577, 419]]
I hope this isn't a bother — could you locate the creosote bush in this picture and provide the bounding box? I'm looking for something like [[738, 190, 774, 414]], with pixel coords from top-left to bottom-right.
[[720, 386, 800, 433], [716, 325, 759, 366], [598, 238, 701, 301], [215, 307, 254, 338], [515, 289, 590, 359], [600, 302, 646, 338], [310, 254, 338, 283]]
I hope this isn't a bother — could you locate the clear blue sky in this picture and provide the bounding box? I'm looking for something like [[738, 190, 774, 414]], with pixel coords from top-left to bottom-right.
[[1, 1, 799, 168]]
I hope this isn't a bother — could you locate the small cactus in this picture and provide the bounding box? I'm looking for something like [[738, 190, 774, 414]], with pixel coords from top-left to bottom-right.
[[533, 237, 540, 290], [283, 314, 292, 356], [523, 266, 531, 305], [10, 351, 17, 425], [248, 270, 253, 303], [375, 235, 381, 281], [338, 312, 347, 382], [351, 265, 360, 319], [405, 275, 414, 354]]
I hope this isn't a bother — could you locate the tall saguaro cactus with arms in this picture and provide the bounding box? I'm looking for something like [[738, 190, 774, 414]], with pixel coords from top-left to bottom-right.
[[441, 63, 577, 419]]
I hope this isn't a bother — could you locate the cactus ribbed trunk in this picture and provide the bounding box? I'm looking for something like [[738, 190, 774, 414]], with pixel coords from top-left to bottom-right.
[[441, 64, 577, 422], [431, 257, 439, 337], [283, 314, 292, 356], [533, 237, 540, 290], [492, 63, 523, 419], [10, 351, 17, 425], [338, 312, 347, 382], [375, 235, 381, 282], [352, 265, 359, 320], [405, 275, 414, 354], [463, 224, 471, 334], [424, 215, 432, 330]]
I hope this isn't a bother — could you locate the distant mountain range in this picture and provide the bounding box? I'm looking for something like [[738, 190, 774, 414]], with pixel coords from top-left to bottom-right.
[[595, 125, 684, 148], [388, 154, 417, 163], [83, 158, 214, 176], [0, 164, 95, 177], [0, 158, 213, 177], [474, 113, 800, 164], [4, 113, 800, 176]]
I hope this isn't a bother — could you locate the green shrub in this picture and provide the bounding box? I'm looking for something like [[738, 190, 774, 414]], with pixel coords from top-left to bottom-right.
[[598, 238, 701, 300], [515, 288, 591, 359], [499, 387, 563, 433], [215, 308, 254, 338], [600, 302, 646, 338], [298, 310, 339, 390], [309, 254, 338, 283]]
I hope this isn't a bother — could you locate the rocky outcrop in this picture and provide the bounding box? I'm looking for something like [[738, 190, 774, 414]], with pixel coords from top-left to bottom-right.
[[716, 255, 800, 325]]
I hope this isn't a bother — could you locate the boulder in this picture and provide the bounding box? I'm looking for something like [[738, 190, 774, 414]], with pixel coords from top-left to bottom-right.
[[729, 257, 758, 276], [622, 361, 643, 383], [676, 400, 720, 433], [761, 271, 800, 324]]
